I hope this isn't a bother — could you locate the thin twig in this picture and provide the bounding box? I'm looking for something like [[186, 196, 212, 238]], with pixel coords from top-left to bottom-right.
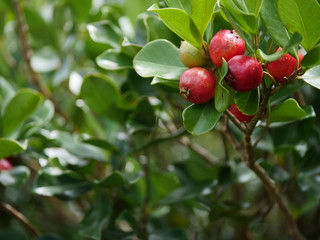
[[12, 0, 67, 120], [0, 202, 40, 237]]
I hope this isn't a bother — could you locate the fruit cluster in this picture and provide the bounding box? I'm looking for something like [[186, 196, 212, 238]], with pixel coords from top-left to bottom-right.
[[179, 29, 303, 122]]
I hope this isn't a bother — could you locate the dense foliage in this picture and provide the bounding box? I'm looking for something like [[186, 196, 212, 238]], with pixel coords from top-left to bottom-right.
[[1, 0, 320, 240]]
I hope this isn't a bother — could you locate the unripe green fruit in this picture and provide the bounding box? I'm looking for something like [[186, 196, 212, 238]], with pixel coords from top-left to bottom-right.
[[179, 41, 208, 68]]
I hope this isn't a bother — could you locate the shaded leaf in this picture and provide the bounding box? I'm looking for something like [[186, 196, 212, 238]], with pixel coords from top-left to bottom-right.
[[234, 88, 260, 115], [0, 166, 30, 187], [183, 100, 221, 135], [96, 49, 132, 70], [79, 196, 111, 240], [2, 89, 43, 137], [215, 59, 232, 112], [0, 139, 26, 159]]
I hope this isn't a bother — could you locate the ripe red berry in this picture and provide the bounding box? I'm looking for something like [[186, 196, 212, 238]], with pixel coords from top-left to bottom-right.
[[179, 41, 207, 68], [0, 159, 13, 171], [226, 55, 263, 92], [228, 104, 254, 122], [209, 29, 246, 67], [266, 48, 304, 82], [179, 67, 216, 104]]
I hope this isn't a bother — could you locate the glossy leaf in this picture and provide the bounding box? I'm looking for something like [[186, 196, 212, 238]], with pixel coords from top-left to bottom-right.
[[190, 0, 217, 37], [215, 59, 231, 112], [0, 139, 26, 159], [183, 100, 221, 135], [165, 0, 192, 14], [148, 4, 202, 49], [302, 45, 320, 68], [246, 0, 264, 16], [278, 0, 320, 51], [151, 77, 179, 90], [301, 65, 320, 90], [257, 32, 302, 62], [96, 49, 132, 70], [133, 39, 187, 80], [33, 169, 93, 199], [260, 0, 292, 52], [79, 196, 111, 240], [220, 0, 257, 35], [234, 88, 260, 115], [0, 166, 30, 187], [80, 73, 120, 114], [2, 89, 43, 137], [269, 98, 307, 123], [87, 21, 122, 48]]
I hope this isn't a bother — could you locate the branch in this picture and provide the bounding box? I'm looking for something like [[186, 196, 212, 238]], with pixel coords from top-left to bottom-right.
[[0, 202, 40, 237], [244, 135, 306, 240], [12, 0, 67, 120]]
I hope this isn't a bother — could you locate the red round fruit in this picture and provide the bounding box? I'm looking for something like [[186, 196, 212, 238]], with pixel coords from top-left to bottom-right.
[[179, 41, 208, 68], [209, 29, 246, 67], [266, 48, 303, 82], [228, 104, 254, 122], [179, 67, 216, 104], [226, 55, 263, 92], [0, 159, 13, 171]]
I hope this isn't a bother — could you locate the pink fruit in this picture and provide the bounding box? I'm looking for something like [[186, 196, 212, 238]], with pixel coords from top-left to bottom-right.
[[209, 29, 246, 67], [266, 48, 304, 82], [0, 159, 13, 171], [179, 67, 216, 104], [228, 104, 254, 122], [226, 55, 263, 92]]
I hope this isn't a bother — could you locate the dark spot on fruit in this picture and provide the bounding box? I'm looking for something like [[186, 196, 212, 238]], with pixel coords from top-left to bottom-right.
[[225, 72, 235, 88]]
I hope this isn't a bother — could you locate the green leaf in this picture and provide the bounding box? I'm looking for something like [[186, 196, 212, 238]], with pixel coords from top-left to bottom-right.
[[97, 171, 127, 188], [260, 0, 291, 50], [301, 65, 320, 90], [190, 0, 217, 37], [246, 0, 264, 16], [234, 88, 260, 115], [144, 15, 180, 44], [165, 0, 192, 14], [87, 21, 122, 48], [33, 169, 93, 199], [215, 59, 232, 112], [182, 100, 221, 135], [151, 77, 179, 90], [96, 49, 132, 70], [133, 39, 187, 80], [0, 139, 26, 159], [160, 181, 217, 204], [0, 76, 15, 111], [120, 38, 142, 58], [79, 196, 111, 240], [2, 89, 43, 137], [220, 0, 257, 35], [257, 32, 302, 62], [302, 45, 320, 68], [0, 166, 30, 187], [80, 73, 119, 114], [269, 98, 307, 123], [148, 4, 202, 49], [278, 0, 320, 51]]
